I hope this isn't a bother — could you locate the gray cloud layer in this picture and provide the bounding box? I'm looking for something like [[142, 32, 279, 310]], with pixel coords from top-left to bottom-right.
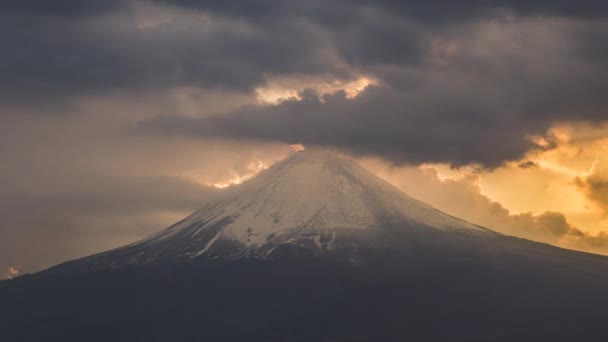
[[132, 2, 608, 166], [1, 1, 126, 16], [4, 2, 608, 165]]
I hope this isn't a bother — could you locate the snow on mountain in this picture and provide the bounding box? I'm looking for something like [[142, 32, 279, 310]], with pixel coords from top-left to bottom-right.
[[56, 149, 498, 270]]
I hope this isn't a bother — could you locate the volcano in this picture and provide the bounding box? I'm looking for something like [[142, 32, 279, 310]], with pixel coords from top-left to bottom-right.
[[2, 150, 608, 341], [53, 149, 495, 271]]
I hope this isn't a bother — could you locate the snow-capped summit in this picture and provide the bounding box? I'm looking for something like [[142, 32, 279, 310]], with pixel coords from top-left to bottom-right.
[[56, 149, 497, 270]]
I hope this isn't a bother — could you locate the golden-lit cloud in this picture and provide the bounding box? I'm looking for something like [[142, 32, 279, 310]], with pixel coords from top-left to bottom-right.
[[290, 144, 306, 152], [575, 160, 608, 215], [356, 124, 608, 256], [3, 266, 21, 280], [175, 124, 608, 256], [479, 124, 608, 232], [210, 145, 306, 188], [211, 159, 270, 189], [255, 76, 375, 105]]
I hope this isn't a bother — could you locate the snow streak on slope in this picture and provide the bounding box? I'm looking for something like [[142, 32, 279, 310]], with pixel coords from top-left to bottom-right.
[[61, 149, 497, 269]]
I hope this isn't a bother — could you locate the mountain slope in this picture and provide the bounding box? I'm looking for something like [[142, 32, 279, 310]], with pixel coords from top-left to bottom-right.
[[51, 149, 495, 272], [2, 149, 608, 342]]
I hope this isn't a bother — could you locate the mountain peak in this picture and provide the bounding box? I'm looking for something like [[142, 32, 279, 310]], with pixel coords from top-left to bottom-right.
[[55, 150, 497, 270], [285, 148, 343, 160]]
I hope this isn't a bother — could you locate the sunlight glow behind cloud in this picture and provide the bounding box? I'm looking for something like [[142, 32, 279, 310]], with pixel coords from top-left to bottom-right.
[[211, 160, 270, 189], [255, 76, 374, 104], [3, 266, 21, 280]]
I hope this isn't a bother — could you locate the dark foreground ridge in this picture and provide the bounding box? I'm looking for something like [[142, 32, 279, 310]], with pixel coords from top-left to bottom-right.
[[2, 150, 608, 341]]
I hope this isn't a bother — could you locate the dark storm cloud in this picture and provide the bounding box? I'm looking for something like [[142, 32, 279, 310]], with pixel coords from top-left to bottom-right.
[[152, 0, 290, 18], [134, 7, 608, 167], [2, 0, 608, 166], [349, 0, 608, 21], [136, 24, 608, 167], [0, 1, 346, 105], [154, 0, 608, 21], [137, 87, 544, 167], [0, 0, 126, 17], [2, 0, 607, 101]]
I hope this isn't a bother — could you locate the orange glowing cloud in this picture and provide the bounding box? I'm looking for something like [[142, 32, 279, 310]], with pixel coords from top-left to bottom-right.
[[3, 266, 21, 280], [290, 144, 306, 152], [354, 123, 608, 255], [255, 76, 375, 104], [211, 159, 270, 189]]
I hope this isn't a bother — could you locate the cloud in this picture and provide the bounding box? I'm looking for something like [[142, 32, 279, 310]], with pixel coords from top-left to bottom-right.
[[2, 1, 608, 167], [133, 14, 608, 167], [2, 266, 21, 280], [0, 0, 126, 17], [0, 1, 349, 106], [575, 160, 608, 214], [136, 86, 541, 167], [0, 175, 219, 217], [0, 100, 295, 273], [0, 174, 218, 272], [518, 161, 540, 169], [154, 0, 608, 21], [352, 0, 608, 22], [363, 162, 608, 254]]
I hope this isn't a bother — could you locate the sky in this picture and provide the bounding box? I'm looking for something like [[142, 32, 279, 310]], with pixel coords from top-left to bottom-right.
[[2, 0, 608, 276]]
